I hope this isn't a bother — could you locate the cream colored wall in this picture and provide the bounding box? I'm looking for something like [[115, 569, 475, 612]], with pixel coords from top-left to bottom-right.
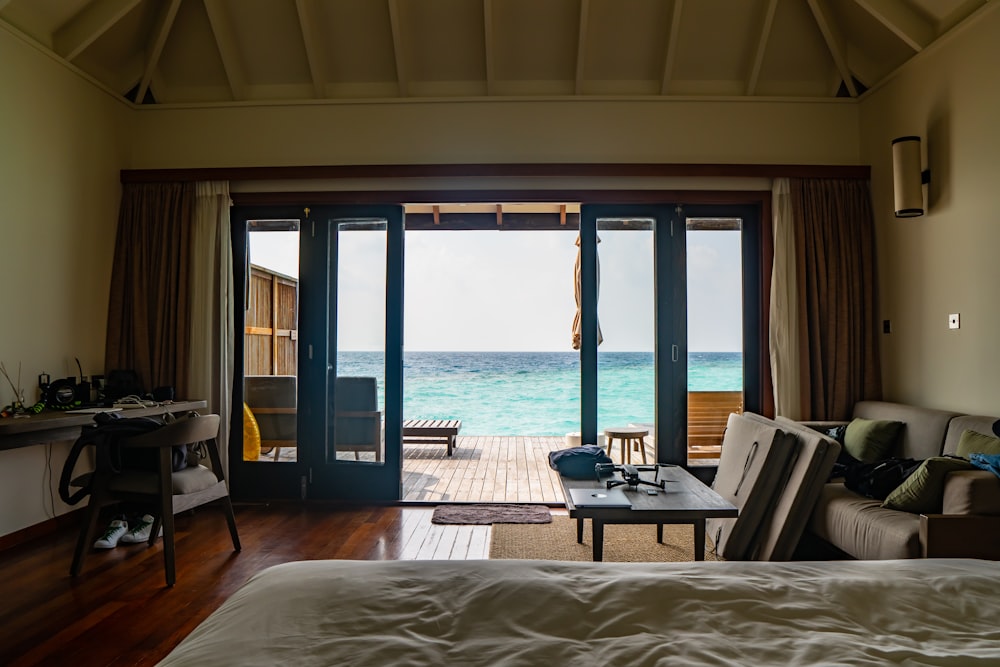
[[0, 27, 129, 536], [860, 4, 1000, 415], [128, 98, 860, 169]]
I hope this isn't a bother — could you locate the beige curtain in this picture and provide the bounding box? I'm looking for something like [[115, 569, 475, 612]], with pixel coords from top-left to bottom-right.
[[106, 183, 194, 396], [188, 182, 235, 475], [790, 178, 882, 420], [769, 178, 802, 419]]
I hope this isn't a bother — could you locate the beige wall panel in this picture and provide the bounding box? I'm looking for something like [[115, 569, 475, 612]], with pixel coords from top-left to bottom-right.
[[860, 5, 1000, 415], [128, 99, 860, 169], [0, 26, 129, 536]]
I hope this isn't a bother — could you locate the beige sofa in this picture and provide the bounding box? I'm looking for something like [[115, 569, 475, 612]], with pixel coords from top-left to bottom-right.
[[801, 401, 1000, 560]]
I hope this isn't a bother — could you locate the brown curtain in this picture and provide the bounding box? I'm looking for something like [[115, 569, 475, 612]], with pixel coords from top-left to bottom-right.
[[105, 183, 194, 398], [791, 178, 881, 420]]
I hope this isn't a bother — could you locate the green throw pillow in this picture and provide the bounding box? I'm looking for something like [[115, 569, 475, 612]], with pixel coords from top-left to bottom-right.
[[843, 418, 903, 463], [955, 429, 1000, 458], [882, 456, 975, 514]]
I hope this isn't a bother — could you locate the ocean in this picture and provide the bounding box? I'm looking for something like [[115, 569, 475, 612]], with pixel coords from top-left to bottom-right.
[[337, 351, 742, 436]]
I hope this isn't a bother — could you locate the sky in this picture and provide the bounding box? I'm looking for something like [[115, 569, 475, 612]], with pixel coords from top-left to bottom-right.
[[248, 226, 742, 353]]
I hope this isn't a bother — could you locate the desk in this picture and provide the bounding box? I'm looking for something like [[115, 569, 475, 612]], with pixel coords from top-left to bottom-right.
[[0, 401, 207, 451]]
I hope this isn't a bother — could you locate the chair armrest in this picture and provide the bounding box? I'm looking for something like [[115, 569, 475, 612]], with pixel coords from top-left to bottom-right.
[[920, 514, 1000, 559], [942, 470, 1000, 515], [249, 407, 297, 415], [797, 420, 849, 433]]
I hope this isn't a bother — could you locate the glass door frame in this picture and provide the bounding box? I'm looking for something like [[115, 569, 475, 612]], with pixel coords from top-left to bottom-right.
[[300, 204, 404, 501], [579, 202, 762, 467], [228, 203, 405, 502]]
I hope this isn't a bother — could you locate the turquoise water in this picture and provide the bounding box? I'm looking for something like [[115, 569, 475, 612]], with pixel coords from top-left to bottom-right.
[[338, 351, 742, 436]]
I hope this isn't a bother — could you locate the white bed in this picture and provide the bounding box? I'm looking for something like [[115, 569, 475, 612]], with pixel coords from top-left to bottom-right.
[[157, 558, 1000, 666]]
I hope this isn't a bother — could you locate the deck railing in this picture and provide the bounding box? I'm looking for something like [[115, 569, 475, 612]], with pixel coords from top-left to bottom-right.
[[687, 390, 743, 460]]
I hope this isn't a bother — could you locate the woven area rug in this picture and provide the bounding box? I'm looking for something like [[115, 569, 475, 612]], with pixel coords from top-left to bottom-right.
[[490, 516, 719, 562], [431, 503, 552, 525]]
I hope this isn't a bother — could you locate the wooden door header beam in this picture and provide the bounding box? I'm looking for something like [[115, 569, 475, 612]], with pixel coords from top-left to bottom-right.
[[121, 163, 869, 183]]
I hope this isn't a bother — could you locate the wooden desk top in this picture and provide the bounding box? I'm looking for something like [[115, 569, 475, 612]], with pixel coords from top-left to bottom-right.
[[0, 400, 208, 450]]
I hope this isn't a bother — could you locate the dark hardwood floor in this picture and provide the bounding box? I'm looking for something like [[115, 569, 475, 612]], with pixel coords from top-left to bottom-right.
[[0, 503, 492, 667]]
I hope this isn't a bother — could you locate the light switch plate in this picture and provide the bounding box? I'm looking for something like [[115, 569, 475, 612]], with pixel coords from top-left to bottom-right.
[[949, 313, 960, 329]]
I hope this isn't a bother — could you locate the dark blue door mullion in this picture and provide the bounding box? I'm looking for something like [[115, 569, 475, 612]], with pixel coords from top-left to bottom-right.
[[579, 209, 599, 445]]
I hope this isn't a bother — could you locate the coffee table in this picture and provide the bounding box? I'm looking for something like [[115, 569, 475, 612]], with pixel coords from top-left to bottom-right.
[[559, 465, 738, 561]]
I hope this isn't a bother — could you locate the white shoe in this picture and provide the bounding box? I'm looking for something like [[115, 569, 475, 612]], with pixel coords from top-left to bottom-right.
[[94, 519, 128, 549], [119, 514, 160, 544]]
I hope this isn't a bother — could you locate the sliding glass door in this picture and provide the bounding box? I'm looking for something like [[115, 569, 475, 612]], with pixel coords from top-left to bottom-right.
[[230, 204, 404, 502], [579, 203, 761, 466]]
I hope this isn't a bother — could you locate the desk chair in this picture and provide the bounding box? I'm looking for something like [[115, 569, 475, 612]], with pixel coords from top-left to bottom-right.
[[70, 413, 240, 587]]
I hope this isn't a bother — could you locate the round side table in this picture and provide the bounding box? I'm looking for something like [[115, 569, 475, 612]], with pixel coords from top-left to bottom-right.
[[604, 427, 649, 464]]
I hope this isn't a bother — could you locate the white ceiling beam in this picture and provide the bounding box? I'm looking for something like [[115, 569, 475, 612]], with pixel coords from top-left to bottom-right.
[[746, 0, 778, 95], [54, 0, 140, 62], [483, 0, 494, 95], [295, 0, 326, 98], [135, 0, 181, 104], [853, 0, 933, 52], [388, 0, 408, 97], [575, 0, 590, 94], [806, 0, 857, 97], [660, 0, 684, 95], [204, 0, 247, 101]]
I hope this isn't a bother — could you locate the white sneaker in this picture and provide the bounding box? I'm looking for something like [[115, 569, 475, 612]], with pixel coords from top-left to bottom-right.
[[119, 514, 160, 544], [94, 519, 128, 549]]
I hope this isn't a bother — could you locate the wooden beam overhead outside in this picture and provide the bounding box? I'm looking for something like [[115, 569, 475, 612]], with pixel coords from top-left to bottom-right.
[[496, 204, 502, 226], [295, 0, 327, 98], [746, 0, 778, 96], [432, 205, 440, 225], [560, 204, 567, 226], [54, 0, 140, 62], [135, 0, 181, 104], [661, 0, 684, 95], [807, 0, 858, 97]]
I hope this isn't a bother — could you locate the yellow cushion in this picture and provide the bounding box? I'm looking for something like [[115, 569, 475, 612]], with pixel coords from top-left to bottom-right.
[[243, 402, 261, 461]]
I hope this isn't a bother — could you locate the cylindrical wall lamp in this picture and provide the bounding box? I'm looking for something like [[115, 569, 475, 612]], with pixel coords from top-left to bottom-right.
[[892, 136, 930, 217]]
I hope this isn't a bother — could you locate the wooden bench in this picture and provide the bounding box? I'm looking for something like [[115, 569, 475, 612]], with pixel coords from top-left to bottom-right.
[[402, 419, 461, 456]]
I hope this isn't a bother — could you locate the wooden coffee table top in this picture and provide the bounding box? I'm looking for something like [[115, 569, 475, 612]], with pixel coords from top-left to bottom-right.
[[560, 464, 737, 520]]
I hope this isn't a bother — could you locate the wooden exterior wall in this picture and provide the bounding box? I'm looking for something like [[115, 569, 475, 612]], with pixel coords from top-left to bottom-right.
[[245, 265, 298, 376]]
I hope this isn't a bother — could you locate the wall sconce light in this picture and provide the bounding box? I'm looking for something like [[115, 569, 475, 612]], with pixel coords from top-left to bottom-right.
[[892, 136, 930, 217]]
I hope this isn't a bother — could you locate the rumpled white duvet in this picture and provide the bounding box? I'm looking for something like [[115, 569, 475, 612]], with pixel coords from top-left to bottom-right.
[[157, 558, 1000, 666]]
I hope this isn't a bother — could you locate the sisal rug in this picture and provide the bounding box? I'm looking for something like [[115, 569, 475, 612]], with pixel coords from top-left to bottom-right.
[[490, 515, 719, 562], [431, 503, 552, 525]]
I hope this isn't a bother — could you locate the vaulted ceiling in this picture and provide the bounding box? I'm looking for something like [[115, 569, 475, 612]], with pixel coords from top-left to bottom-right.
[[0, 0, 990, 106]]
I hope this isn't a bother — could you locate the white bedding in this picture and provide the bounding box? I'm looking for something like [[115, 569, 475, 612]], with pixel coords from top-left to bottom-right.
[[158, 558, 1000, 666]]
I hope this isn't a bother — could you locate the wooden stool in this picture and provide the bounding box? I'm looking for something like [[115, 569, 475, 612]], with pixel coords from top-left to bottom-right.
[[604, 427, 649, 464]]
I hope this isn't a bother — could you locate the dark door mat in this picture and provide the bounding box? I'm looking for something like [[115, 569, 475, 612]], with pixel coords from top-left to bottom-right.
[[431, 504, 553, 524]]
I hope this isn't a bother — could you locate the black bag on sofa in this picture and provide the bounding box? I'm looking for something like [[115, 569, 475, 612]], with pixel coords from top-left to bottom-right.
[[844, 457, 921, 500], [548, 444, 613, 479]]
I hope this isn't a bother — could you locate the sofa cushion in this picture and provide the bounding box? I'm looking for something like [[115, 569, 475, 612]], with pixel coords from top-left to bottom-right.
[[882, 457, 975, 514], [809, 483, 922, 559], [943, 415, 1000, 456], [942, 470, 1000, 515], [843, 418, 903, 463], [955, 429, 1000, 458], [853, 401, 960, 460]]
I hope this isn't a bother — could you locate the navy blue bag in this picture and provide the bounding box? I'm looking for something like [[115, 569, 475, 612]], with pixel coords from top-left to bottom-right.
[[548, 444, 613, 479]]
